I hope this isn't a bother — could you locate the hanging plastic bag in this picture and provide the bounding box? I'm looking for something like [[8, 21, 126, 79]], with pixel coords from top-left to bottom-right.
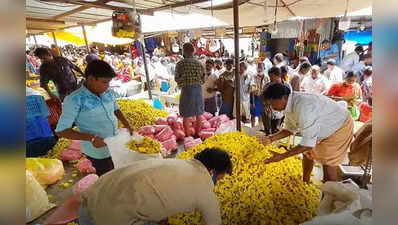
[[26, 170, 56, 223], [104, 129, 161, 169], [26, 158, 65, 188]]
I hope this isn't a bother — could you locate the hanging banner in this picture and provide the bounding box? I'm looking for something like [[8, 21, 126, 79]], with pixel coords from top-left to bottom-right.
[[259, 31, 271, 59], [215, 27, 226, 37]]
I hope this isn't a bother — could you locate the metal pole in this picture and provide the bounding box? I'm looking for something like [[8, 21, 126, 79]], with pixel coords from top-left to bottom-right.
[[51, 32, 62, 56], [81, 25, 90, 53], [33, 35, 38, 47], [233, 0, 241, 131], [137, 15, 152, 100]]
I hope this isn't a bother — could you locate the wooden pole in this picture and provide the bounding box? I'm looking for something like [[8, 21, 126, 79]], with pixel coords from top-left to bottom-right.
[[51, 32, 62, 56], [138, 15, 152, 100], [233, 0, 241, 131], [81, 25, 90, 53]]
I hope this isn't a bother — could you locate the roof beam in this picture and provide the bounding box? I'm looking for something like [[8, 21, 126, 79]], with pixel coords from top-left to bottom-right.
[[145, 0, 210, 13], [26, 17, 66, 25], [52, 0, 111, 20], [279, 0, 296, 17]]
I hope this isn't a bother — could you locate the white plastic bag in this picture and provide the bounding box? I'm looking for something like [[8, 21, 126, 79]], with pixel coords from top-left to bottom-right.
[[104, 129, 161, 169], [215, 119, 239, 134], [301, 181, 372, 225]]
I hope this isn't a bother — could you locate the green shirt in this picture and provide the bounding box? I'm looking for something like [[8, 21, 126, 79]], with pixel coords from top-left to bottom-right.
[[175, 58, 205, 87]]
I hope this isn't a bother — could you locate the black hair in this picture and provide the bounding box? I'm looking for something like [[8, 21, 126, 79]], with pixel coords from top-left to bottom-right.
[[300, 62, 312, 71], [273, 53, 284, 63], [268, 66, 281, 77], [26, 50, 30, 54], [355, 45, 364, 54], [225, 58, 234, 65], [183, 42, 195, 53], [322, 39, 330, 44], [344, 70, 356, 80], [368, 96, 372, 106], [280, 66, 288, 75], [194, 148, 232, 175], [34, 47, 51, 58], [206, 58, 214, 65], [263, 82, 291, 100], [215, 59, 223, 65], [299, 56, 309, 64], [85, 60, 116, 78], [363, 66, 372, 76]]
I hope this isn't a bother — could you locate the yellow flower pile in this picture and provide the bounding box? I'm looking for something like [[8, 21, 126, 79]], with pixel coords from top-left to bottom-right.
[[170, 132, 321, 225], [117, 99, 168, 130], [42, 138, 71, 159], [126, 137, 161, 154]]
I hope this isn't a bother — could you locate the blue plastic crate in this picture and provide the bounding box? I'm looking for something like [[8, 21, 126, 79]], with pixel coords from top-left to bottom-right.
[[26, 95, 49, 119], [26, 116, 53, 142]]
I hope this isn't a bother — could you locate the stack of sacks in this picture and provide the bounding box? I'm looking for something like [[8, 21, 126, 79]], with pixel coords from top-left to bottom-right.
[[137, 113, 232, 151], [60, 140, 82, 162], [183, 137, 203, 149]]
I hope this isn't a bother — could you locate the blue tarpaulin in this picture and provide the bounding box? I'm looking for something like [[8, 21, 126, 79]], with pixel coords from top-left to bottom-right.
[[344, 30, 372, 45]]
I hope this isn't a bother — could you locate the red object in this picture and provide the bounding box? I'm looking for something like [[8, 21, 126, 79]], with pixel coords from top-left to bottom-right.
[[69, 140, 81, 151], [42, 194, 81, 225], [138, 126, 155, 135], [60, 149, 82, 161], [184, 138, 202, 149], [199, 131, 214, 140], [155, 118, 168, 125], [328, 83, 361, 99], [77, 159, 96, 174], [167, 116, 177, 125], [201, 120, 211, 129], [155, 126, 174, 142], [359, 102, 372, 122], [184, 136, 194, 143], [46, 98, 62, 130], [153, 125, 168, 133]]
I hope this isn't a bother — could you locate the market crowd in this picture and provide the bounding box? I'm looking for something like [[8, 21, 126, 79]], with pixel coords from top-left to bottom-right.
[[26, 39, 372, 225]]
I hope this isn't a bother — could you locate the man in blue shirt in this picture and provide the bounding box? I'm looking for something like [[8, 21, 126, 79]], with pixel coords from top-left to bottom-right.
[[320, 39, 340, 66], [55, 60, 132, 176]]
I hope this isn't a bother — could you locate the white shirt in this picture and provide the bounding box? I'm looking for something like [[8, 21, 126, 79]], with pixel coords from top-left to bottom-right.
[[284, 92, 349, 147], [263, 58, 273, 76], [324, 66, 344, 84], [247, 64, 257, 75], [239, 71, 253, 102], [214, 67, 225, 78], [300, 74, 330, 95], [202, 71, 218, 99], [341, 52, 360, 72]]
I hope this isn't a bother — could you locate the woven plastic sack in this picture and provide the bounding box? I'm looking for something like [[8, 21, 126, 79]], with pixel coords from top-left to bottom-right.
[[138, 126, 155, 135], [72, 174, 99, 195], [153, 125, 168, 133], [60, 149, 82, 162], [184, 138, 203, 149], [161, 138, 178, 152], [77, 159, 96, 174], [202, 128, 216, 132], [26, 158, 64, 188], [167, 116, 177, 125], [26, 170, 56, 223], [155, 118, 168, 125], [201, 120, 211, 129], [155, 126, 174, 142]]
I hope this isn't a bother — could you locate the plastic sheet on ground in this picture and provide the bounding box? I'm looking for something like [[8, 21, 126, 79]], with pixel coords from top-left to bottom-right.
[[301, 180, 372, 225], [104, 129, 162, 169]]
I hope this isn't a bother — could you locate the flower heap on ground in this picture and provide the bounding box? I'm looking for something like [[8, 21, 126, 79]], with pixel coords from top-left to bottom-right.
[[117, 99, 168, 130], [126, 137, 161, 154], [170, 132, 321, 225]]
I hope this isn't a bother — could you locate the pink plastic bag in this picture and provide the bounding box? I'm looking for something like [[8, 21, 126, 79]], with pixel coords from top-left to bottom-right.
[[155, 126, 174, 142], [60, 149, 82, 161], [153, 125, 168, 133], [189, 127, 196, 136], [218, 114, 230, 122], [203, 112, 214, 120], [77, 159, 96, 174], [69, 140, 81, 151], [184, 136, 194, 143], [171, 120, 183, 130], [202, 120, 211, 129], [155, 118, 168, 125], [138, 126, 155, 135], [161, 138, 178, 152], [72, 174, 99, 194], [173, 128, 185, 140], [202, 128, 216, 132], [199, 131, 214, 140], [184, 138, 203, 149]]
